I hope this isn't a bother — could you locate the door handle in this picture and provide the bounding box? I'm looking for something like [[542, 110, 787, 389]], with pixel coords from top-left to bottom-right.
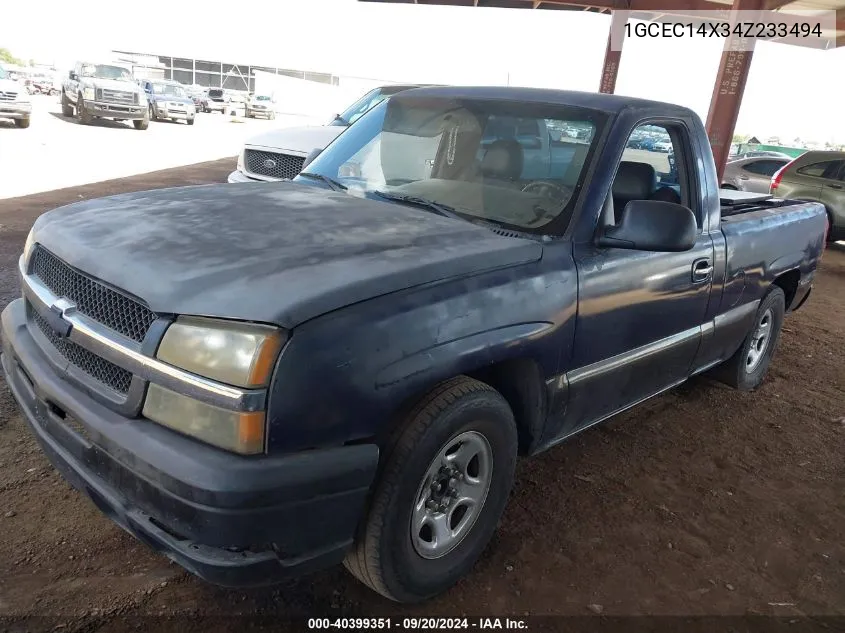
[[739, 175, 750, 180], [692, 258, 713, 283], [829, 183, 843, 190]]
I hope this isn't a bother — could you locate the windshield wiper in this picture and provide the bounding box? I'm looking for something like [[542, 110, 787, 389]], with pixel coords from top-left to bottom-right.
[[371, 191, 466, 222], [298, 172, 347, 191]]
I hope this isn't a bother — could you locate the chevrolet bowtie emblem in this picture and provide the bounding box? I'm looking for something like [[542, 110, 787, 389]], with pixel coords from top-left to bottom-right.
[[45, 303, 73, 339]]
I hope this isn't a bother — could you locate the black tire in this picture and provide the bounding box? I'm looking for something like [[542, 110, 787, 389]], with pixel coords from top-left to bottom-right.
[[134, 108, 149, 130], [711, 286, 785, 391], [77, 95, 92, 125], [187, 117, 195, 126], [61, 91, 73, 117], [14, 117, 30, 129], [344, 376, 518, 603]]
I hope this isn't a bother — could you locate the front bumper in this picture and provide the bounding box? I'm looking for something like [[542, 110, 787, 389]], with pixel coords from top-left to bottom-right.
[[154, 105, 195, 120], [1, 299, 378, 587], [227, 169, 267, 184], [85, 100, 146, 120], [0, 103, 32, 119]]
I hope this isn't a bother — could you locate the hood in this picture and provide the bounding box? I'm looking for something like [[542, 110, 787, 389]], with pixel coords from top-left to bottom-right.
[[152, 94, 194, 105], [30, 182, 542, 329], [83, 78, 141, 93], [245, 125, 345, 155]]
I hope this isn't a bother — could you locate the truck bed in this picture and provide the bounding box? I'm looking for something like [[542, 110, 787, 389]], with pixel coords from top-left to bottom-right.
[[719, 189, 810, 218]]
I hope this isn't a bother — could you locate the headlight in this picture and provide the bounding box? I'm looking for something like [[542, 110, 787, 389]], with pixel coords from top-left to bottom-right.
[[143, 384, 266, 454], [82, 87, 95, 100], [156, 316, 286, 388], [23, 229, 35, 264], [143, 317, 286, 455]]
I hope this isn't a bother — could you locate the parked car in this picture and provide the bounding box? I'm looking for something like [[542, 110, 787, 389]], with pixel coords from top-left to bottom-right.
[[205, 88, 229, 113], [771, 150, 845, 242], [246, 94, 276, 119], [2, 87, 827, 604], [139, 79, 196, 125], [733, 150, 794, 160], [61, 62, 148, 130], [722, 156, 791, 193], [186, 86, 208, 113], [0, 65, 32, 128], [228, 84, 426, 183]]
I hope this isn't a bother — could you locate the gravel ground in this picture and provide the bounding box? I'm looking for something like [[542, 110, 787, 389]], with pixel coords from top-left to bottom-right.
[[0, 161, 842, 631]]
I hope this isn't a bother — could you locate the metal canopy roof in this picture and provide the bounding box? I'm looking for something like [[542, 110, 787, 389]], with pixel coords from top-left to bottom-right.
[[361, 0, 845, 48]]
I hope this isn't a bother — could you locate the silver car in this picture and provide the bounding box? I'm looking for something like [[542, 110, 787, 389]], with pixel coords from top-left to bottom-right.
[[722, 156, 791, 193]]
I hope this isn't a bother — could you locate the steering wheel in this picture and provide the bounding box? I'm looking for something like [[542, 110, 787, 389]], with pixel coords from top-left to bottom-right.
[[521, 180, 572, 199]]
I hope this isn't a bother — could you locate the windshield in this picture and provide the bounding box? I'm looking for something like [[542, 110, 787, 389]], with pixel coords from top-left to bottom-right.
[[254, 95, 271, 101], [300, 95, 605, 234], [81, 64, 132, 81], [153, 82, 187, 98], [0, 67, 6, 80], [332, 88, 389, 126]]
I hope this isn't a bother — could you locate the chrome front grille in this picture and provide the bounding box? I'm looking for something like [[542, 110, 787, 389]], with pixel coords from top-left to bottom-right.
[[30, 247, 156, 343], [0, 91, 18, 102], [245, 150, 305, 180], [100, 89, 136, 105], [30, 305, 132, 394]]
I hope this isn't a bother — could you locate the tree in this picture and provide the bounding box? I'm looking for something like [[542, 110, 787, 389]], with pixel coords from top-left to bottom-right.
[[0, 48, 24, 66], [732, 133, 749, 144]]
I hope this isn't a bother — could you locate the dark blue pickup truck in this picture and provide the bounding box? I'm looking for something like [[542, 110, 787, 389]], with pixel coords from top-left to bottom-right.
[[1, 87, 827, 603]]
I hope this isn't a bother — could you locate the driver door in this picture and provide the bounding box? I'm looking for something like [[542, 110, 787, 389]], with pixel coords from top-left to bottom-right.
[[559, 119, 715, 437]]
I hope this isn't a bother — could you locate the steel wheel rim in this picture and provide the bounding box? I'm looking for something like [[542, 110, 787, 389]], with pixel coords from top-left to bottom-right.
[[746, 307, 773, 372], [411, 430, 493, 560]]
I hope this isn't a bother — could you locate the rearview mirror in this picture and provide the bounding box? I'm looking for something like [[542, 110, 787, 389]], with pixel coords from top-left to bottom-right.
[[597, 200, 697, 252]]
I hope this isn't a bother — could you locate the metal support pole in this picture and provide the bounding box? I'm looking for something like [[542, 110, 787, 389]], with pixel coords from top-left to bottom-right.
[[598, 10, 628, 94], [705, 0, 763, 182]]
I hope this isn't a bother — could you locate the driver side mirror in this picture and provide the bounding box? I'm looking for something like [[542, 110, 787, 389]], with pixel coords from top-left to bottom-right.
[[597, 200, 697, 252]]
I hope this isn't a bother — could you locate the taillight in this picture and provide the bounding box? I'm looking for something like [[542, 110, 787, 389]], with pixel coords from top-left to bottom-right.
[[770, 159, 795, 194]]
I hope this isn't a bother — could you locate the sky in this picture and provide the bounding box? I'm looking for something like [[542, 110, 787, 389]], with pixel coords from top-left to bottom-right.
[[2, 0, 842, 143]]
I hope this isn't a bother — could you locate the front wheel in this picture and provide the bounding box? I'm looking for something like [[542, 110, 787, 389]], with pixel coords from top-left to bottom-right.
[[187, 117, 195, 126], [14, 117, 30, 129], [711, 286, 785, 391], [134, 108, 149, 130], [61, 91, 73, 117], [344, 376, 517, 603], [77, 95, 92, 125]]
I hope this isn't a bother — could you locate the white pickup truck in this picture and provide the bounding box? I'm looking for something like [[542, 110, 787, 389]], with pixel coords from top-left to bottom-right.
[[227, 84, 423, 183], [0, 66, 32, 128]]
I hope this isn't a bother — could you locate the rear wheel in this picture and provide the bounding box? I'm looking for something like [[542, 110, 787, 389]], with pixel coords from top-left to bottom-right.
[[344, 376, 517, 603], [711, 286, 785, 391]]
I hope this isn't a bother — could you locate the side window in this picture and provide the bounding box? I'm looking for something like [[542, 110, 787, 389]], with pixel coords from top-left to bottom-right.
[[797, 160, 843, 180], [619, 123, 686, 212], [743, 159, 784, 176]]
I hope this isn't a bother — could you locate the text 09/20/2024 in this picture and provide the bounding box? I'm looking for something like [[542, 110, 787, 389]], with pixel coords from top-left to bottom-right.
[[308, 618, 528, 630]]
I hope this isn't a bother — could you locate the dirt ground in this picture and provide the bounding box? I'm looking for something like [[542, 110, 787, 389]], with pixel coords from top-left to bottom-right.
[[0, 160, 843, 630]]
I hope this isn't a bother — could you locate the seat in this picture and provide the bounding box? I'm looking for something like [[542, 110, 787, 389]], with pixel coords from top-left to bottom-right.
[[612, 161, 656, 222], [480, 139, 524, 182]]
